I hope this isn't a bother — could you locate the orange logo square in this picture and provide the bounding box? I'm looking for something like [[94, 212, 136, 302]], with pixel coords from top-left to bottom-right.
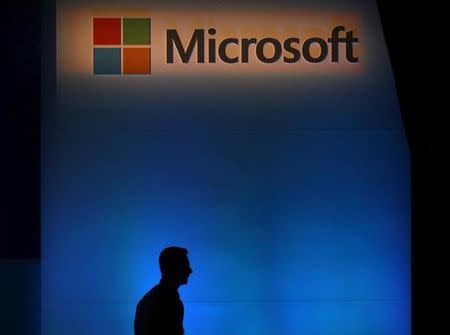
[[123, 48, 151, 75]]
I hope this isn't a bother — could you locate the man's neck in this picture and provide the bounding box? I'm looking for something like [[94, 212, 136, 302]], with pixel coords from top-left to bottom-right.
[[159, 278, 180, 291]]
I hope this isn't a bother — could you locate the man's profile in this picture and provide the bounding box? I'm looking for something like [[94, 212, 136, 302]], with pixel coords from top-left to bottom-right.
[[134, 246, 193, 335]]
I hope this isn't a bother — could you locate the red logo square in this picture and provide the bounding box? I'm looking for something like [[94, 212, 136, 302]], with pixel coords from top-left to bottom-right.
[[93, 18, 121, 45]]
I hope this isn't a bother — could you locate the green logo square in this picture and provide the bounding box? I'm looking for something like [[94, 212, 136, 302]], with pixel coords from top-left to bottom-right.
[[123, 18, 151, 45]]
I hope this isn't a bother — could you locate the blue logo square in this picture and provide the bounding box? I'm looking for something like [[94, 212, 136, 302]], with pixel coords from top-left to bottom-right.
[[93, 48, 121, 75]]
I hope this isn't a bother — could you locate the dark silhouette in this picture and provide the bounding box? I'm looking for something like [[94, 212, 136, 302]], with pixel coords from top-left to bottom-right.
[[134, 247, 193, 335]]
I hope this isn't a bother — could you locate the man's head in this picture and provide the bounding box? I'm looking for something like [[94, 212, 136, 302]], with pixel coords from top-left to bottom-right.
[[159, 246, 192, 286]]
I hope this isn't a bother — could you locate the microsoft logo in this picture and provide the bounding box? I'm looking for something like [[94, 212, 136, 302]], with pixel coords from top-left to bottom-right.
[[93, 18, 151, 75], [89, 15, 359, 75]]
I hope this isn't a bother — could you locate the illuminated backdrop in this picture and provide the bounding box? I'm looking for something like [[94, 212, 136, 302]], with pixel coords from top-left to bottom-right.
[[42, 0, 410, 334]]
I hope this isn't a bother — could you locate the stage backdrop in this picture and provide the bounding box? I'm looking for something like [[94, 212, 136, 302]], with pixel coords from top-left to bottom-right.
[[42, 0, 410, 334]]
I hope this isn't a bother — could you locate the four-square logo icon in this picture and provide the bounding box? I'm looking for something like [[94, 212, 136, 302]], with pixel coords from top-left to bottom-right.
[[93, 18, 151, 75]]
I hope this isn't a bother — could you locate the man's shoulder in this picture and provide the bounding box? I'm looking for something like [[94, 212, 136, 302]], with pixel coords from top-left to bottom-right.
[[137, 285, 162, 306]]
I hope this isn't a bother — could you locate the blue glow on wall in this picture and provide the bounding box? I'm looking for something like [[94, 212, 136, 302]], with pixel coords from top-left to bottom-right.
[[42, 1, 410, 334]]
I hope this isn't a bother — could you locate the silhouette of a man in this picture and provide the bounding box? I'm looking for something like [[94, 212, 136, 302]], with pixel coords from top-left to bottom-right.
[[134, 247, 192, 335]]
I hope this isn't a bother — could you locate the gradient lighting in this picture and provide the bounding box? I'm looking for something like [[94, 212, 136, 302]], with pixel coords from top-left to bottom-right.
[[42, 1, 410, 335]]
